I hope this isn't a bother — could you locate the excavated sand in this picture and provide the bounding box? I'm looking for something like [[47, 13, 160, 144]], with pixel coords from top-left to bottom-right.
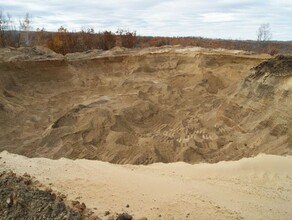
[[0, 46, 292, 219], [1, 151, 292, 220], [1, 46, 290, 164]]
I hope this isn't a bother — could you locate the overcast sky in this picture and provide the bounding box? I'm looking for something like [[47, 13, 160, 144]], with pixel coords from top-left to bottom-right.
[[1, 0, 292, 40]]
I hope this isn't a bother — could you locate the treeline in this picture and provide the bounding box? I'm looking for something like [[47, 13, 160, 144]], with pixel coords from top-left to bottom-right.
[[0, 23, 138, 55], [0, 12, 138, 54], [1, 12, 291, 55], [2, 28, 291, 55], [41, 27, 137, 55], [138, 36, 292, 55]]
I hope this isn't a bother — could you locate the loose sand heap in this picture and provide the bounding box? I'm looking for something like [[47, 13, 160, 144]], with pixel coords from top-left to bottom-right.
[[1, 151, 292, 220], [0, 46, 290, 164]]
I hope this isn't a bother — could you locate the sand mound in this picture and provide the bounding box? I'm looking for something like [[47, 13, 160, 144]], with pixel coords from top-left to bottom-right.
[[235, 55, 292, 152], [1, 151, 292, 219], [1, 47, 291, 164], [0, 46, 63, 62], [252, 54, 292, 78]]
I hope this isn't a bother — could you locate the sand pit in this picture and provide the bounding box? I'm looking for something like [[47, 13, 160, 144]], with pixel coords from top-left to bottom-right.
[[1, 46, 290, 164], [0, 46, 291, 219], [1, 151, 292, 219]]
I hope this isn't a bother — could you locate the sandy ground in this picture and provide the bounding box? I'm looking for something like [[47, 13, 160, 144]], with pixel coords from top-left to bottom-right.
[[0, 47, 291, 219], [1, 151, 292, 220], [2, 46, 291, 165]]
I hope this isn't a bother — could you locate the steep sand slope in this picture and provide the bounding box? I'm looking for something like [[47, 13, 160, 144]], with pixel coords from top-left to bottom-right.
[[0, 46, 291, 164], [1, 151, 291, 220]]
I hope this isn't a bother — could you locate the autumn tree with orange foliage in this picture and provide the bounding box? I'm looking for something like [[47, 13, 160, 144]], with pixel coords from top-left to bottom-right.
[[46, 26, 71, 54], [99, 31, 116, 50], [35, 27, 45, 46], [117, 29, 136, 48]]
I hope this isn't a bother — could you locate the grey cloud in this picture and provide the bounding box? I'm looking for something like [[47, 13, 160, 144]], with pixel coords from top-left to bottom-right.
[[1, 0, 291, 40]]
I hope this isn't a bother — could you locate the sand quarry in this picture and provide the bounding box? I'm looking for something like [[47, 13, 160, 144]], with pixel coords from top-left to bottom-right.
[[0, 46, 291, 219]]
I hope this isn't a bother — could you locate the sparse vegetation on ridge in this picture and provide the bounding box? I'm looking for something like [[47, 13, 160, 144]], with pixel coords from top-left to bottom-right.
[[0, 12, 291, 55]]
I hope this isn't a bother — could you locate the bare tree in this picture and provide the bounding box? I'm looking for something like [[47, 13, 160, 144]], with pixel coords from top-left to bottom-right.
[[58, 26, 67, 33], [0, 11, 12, 47], [19, 13, 32, 46], [257, 23, 272, 41], [0, 11, 7, 46]]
